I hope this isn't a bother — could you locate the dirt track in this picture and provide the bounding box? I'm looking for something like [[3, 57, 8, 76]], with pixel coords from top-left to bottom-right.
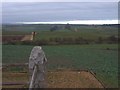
[[3, 70, 104, 88], [21, 35, 33, 41]]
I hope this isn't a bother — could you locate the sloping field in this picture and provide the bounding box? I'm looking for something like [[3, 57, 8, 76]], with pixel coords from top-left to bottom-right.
[[2, 44, 118, 88], [2, 70, 104, 88]]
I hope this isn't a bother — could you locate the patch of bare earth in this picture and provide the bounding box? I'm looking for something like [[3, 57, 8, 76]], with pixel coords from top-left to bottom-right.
[[2, 35, 33, 42], [47, 70, 104, 88], [2, 35, 24, 42], [21, 35, 33, 41], [2, 70, 104, 88]]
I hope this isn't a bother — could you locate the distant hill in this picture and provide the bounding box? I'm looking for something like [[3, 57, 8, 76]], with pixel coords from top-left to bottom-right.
[[2, 24, 119, 32]]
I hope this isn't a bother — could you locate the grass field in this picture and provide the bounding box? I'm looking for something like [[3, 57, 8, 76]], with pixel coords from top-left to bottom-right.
[[34, 31, 109, 41], [34, 25, 118, 41], [2, 24, 118, 88], [3, 24, 118, 40], [3, 24, 118, 45], [2, 44, 118, 88]]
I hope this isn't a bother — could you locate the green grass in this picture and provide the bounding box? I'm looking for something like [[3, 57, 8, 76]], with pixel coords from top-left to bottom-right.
[[34, 26, 118, 41], [3, 24, 118, 41], [35, 31, 106, 41], [2, 44, 118, 88], [2, 45, 33, 63]]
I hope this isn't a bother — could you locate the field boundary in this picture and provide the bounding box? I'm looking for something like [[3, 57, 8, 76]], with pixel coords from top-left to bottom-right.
[[89, 71, 105, 88], [3, 64, 105, 88]]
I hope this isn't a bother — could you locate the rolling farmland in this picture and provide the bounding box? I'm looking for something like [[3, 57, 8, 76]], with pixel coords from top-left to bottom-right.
[[2, 24, 119, 88]]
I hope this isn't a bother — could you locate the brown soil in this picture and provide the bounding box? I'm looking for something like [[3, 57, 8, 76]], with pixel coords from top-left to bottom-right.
[[47, 70, 104, 88], [2, 70, 104, 88], [2, 35, 24, 42], [21, 35, 33, 41], [2, 35, 33, 42]]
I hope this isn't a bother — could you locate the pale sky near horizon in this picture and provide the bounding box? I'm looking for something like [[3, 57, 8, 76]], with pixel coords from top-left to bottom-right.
[[1, 0, 120, 2], [2, 2, 119, 24]]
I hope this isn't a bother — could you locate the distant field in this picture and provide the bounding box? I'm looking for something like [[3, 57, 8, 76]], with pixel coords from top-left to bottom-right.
[[3, 24, 118, 36], [2, 30, 31, 35], [34, 30, 117, 41], [3, 24, 118, 45], [34, 25, 118, 42], [2, 44, 118, 88]]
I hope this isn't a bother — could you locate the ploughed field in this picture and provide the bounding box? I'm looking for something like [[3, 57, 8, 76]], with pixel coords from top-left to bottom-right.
[[2, 44, 118, 88], [2, 35, 24, 42], [2, 35, 33, 42]]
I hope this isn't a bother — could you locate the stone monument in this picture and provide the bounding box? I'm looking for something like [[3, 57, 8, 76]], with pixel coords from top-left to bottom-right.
[[29, 46, 47, 89]]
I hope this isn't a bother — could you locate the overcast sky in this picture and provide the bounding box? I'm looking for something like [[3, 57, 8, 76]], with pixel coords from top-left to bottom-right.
[[2, 2, 118, 24], [1, 0, 119, 2]]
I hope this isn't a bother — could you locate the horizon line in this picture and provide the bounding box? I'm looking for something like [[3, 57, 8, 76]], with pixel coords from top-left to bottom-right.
[[15, 20, 118, 25]]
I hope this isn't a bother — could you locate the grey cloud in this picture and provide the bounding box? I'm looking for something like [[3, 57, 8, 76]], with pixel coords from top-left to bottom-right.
[[2, 2, 118, 23]]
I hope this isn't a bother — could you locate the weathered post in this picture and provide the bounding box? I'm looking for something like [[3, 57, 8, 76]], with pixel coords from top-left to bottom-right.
[[29, 46, 47, 89]]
